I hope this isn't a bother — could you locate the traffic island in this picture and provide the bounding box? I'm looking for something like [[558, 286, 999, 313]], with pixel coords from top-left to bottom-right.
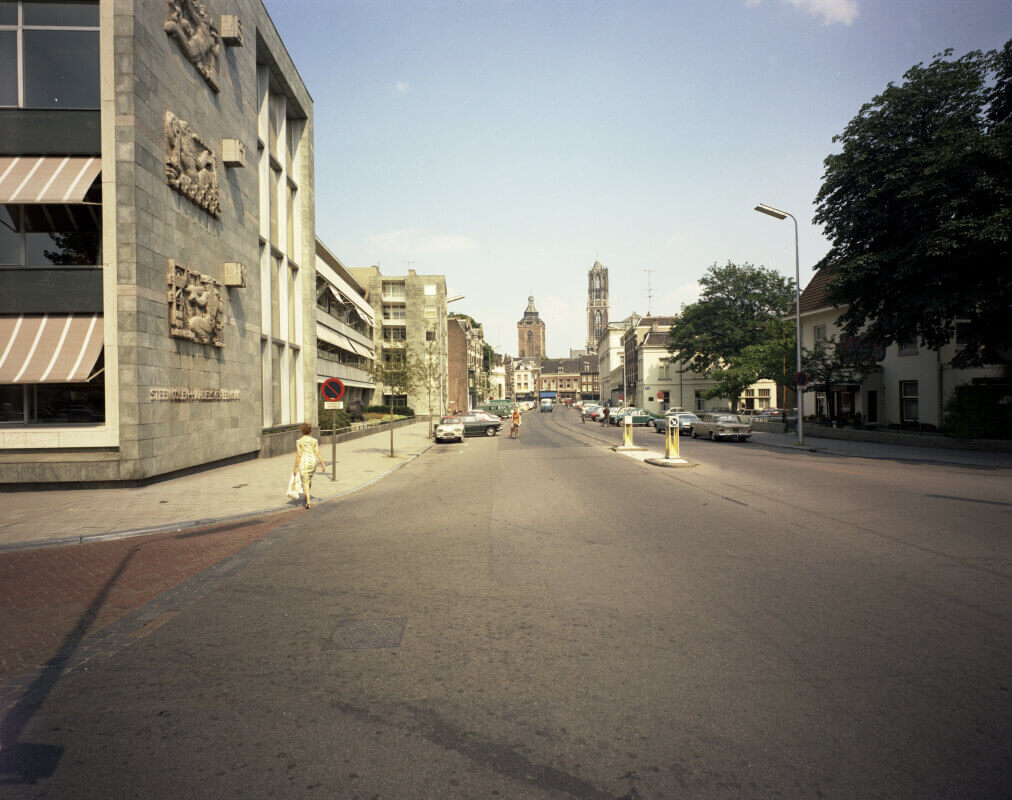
[[644, 456, 697, 468], [611, 444, 647, 452]]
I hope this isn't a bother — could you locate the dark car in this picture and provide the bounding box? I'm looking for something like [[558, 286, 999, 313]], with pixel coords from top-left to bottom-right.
[[457, 413, 502, 437], [651, 411, 699, 435]]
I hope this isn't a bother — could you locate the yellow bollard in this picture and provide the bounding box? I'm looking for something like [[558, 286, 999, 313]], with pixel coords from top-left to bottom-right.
[[623, 415, 634, 447], [665, 416, 680, 459]]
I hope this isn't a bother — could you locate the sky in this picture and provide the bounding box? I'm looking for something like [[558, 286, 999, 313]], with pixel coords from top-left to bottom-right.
[[266, 0, 1011, 358]]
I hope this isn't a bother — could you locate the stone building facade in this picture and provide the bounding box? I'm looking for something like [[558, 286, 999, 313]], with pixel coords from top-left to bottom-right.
[[351, 267, 448, 416], [0, 0, 315, 483], [446, 314, 485, 412], [586, 260, 609, 354], [517, 295, 545, 360]]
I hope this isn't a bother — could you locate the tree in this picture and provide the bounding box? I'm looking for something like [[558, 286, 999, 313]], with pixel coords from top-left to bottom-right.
[[814, 42, 1012, 367], [368, 346, 423, 456], [416, 340, 443, 439], [703, 319, 797, 409], [801, 336, 878, 423], [667, 261, 796, 375]]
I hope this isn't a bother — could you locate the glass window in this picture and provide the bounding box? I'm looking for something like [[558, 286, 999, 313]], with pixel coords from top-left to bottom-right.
[[0, 384, 26, 424], [23, 2, 99, 26], [814, 325, 827, 343], [287, 267, 296, 342], [24, 29, 99, 108], [286, 185, 295, 260], [289, 347, 298, 422], [32, 379, 104, 423], [0, 4, 17, 25], [0, 31, 17, 106], [900, 381, 918, 422], [270, 254, 281, 338], [24, 204, 99, 265], [269, 167, 279, 248], [898, 337, 918, 355], [0, 205, 22, 265], [271, 343, 282, 427]]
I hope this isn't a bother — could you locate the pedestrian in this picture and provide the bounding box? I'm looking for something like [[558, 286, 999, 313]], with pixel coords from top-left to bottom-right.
[[601, 406, 610, 426], [293, 422, 326, 509]]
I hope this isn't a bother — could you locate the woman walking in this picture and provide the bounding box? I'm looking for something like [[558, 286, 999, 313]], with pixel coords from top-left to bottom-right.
[[293, 422, 326, 509]]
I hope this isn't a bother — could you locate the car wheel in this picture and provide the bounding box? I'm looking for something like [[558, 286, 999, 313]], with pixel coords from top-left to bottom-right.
[[738, 436, 746, 442], [709, 431, 716, 441], [485, 426, 496, 436], [691, 429, 698, 439]]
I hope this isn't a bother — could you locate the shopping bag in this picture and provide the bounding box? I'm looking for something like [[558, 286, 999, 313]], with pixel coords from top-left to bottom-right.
[[286, 472, 302, 499]]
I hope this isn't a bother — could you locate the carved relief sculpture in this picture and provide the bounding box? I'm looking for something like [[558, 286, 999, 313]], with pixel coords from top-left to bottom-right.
[[164, 0, 221, 91], [164, 110, 222, 216], [168, 260, 225, 347]]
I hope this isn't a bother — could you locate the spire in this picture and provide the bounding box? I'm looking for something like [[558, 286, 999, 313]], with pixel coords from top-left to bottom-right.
[[525, 294, 538, 314]]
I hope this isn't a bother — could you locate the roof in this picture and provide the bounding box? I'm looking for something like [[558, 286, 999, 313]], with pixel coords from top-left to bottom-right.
[[641, 331, 671, 347], [525, 294, 538, 314], [798, 267, 839, 314], [541, 357, 580, 374]]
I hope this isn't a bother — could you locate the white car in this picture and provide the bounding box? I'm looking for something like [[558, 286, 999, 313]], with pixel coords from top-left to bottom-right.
[[434, 416, 465, 443]]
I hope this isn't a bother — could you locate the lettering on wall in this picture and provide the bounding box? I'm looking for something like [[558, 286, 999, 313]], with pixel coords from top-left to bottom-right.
[[164, 0, 222, 91], [167, 259, 225, 347], [149, 387, 240, 402], [164, 110, 222, 216]]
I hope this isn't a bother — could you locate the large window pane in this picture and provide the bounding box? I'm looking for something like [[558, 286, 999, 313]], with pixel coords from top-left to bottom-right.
[[23, 29, 99, 108], [287, 267, 296, 341], [270, 254, 281, 338], [0, 31, 16, 107], [24, 204, 100, 266], [269, 167, 279, 247], [0, 385, 25, 424], [0, 205, 21, 265], [23, 3, 99, 26], [0, 3, 17, 25], [32, 378, 105, 424], [271, 343, 282, 427]]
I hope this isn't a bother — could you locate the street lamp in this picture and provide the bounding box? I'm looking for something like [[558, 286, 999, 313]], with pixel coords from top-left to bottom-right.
[[754, 203, 804, 446]]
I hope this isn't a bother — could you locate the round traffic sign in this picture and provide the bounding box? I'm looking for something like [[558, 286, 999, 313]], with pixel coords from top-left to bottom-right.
[[320, 378, 345, 401], [795, 371, 809, 387], [656, 391, 665, 401]]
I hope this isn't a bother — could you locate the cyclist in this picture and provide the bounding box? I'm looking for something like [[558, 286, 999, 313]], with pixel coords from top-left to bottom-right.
[[510, 405, 522, 439]]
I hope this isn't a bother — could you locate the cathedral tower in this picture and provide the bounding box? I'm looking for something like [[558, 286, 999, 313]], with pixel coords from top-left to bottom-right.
[[586, 260, 609, 353], [517, 294, 546, 359]]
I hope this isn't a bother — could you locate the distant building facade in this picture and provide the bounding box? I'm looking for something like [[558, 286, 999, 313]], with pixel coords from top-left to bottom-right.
[[539, 358, 580, 404], [512, 358, 540, 401], [586, 260, 609, 354], [517, 295, 546, 360], [446, 314, 485, 411]]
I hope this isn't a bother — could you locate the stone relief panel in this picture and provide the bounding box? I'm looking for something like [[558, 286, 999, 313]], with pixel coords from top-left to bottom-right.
[[164, 110, 222, 216], [164, 0, 222, 91], [168, 260, 225, 347]]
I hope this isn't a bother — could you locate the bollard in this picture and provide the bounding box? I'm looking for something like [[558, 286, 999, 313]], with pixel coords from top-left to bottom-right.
[[622, 415, 634, 447], [666, 416, 680, 459]]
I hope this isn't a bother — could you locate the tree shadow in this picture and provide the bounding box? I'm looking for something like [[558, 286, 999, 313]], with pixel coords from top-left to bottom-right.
[[0, 547, 136, 785]]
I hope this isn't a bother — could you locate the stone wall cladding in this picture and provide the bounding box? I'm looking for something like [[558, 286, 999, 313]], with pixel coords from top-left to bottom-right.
[[109, 0, 312, 481]]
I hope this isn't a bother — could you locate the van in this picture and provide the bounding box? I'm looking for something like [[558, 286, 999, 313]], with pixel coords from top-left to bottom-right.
[[540, 399, 553, 413]]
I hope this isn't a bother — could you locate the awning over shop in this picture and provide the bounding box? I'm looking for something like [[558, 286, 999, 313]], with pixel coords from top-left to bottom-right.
[[0, 156, 101, 203], [0, 314, 104, 383]]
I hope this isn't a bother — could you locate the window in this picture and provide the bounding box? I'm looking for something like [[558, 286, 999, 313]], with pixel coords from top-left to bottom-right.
[[287, 267, 297, 342], [424, 307, 436, 320], [658, 364, 669, 379], [286, 117, 298, 179], [955, 322, 970, 347], [1, 374, 105, 426], [382, 303, 406, 321], [270, 254, 281, 338], [900, 381, 918, 422], [759, 388, 770, 399], [269, 167, 280, 248], [268, 94, 282, 162], [898, 337, 918, 356], [426, 330, 436, 341], [814, 325, 827, 344], [424, 284, 436, 296], [0, 204, 101, 267], [1, 2, 100, 109], [382, 281, 406, 300], [286, 185, 296, 260], [271, 343, 283, 426]]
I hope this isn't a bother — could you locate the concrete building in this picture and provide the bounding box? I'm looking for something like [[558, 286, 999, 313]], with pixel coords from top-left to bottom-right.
[[314, 240, 375, 408], [597, 314, 641, 404], [586, 259, 609, 354], [446, 314, 485, 412], [1, 0, 315, 483], [517, 295, 545, 360], [351, 267, 448, 416], [798, 267, 1008, 426]]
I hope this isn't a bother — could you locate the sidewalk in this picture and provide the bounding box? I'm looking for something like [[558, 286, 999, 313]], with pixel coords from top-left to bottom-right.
[[749, 429, 1012, 469], [0, 421, 433, 549]]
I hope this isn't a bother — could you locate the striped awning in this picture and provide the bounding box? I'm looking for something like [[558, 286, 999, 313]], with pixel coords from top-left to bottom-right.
[[0, 314, 104, 383], [0, 156, 101, 203]]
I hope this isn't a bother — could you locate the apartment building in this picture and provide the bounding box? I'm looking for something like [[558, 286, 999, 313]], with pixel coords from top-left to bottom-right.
[[1, 0, 315, 482]]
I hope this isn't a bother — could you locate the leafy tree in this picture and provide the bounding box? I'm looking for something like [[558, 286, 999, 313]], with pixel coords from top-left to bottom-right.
[[702, 320, 797, 410], [667, 261, 796, 375], [368, 346, 423, 455], [814, 42, 1012, 367], [801, 336, 878, 423]]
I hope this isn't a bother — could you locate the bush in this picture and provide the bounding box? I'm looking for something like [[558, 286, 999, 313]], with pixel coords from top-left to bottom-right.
[[943, 385, 1012, 439], [364, 405, 414, 417], [317, 399, 352, 431]]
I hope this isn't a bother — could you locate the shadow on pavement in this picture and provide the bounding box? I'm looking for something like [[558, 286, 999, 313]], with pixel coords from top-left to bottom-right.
[[0, 548, 136, 785]]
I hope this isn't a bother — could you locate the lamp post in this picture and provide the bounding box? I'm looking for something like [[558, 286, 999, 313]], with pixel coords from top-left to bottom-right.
[[754, 203, 804, 446]]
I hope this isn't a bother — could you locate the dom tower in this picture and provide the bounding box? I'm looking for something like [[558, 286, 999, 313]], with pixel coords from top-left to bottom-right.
[[517, 295, 546, 359], [586, 260, 609, 354]]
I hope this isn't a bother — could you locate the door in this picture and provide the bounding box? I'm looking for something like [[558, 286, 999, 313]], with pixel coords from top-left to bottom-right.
[[865, 390, 878, 423]]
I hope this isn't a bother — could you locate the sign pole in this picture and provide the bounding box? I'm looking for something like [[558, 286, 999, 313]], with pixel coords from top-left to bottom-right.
[[331, 407, 336, 481], [320, 378, 346, 481]]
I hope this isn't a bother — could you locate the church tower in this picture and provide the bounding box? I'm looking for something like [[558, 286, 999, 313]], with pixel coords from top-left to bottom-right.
[[517, 295, 546, 359], [586, 260, 609, 353]]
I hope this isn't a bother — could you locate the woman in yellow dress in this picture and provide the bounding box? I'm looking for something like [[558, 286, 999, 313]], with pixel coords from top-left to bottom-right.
[[293, 422, 326, 509]]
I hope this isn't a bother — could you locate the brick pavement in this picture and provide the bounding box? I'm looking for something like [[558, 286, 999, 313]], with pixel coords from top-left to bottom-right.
[[0, 511, 297, 688]]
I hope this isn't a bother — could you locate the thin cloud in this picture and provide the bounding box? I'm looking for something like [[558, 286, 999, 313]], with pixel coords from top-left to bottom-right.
[[747, 0, 859, 25], [367, 228, 478, 256], [394, 81, 410, 93], [662, 281, 702, 311], [665, 232, 696, 246]]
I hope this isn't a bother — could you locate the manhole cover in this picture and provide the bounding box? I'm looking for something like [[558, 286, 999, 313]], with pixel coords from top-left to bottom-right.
[[323, 618, 406, 650]]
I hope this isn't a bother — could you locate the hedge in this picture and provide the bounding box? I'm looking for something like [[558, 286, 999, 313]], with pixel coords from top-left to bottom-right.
[[364, 404, 415, 417]]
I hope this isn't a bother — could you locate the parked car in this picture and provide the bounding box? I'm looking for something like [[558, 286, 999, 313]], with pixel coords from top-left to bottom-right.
[[691, 412, 752, 441], [472, 410, 504, 424], [651, 411, 700, 435], [607, 407, 634, 425], [434, 416, 465, 443], [457, 413, 502, 436], [612, 408, 658, 426]]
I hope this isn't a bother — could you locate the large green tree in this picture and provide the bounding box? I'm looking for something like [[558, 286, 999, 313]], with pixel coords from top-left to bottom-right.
[[814, 42, 1012, 367], [702, 319, 797, 410]]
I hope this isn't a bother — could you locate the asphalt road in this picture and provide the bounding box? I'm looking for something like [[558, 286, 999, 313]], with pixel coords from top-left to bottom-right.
[[2, 409, 1009, 798]]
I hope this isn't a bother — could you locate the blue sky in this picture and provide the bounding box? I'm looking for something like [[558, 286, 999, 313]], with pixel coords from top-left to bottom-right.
[[267, 0, 1011, 357]]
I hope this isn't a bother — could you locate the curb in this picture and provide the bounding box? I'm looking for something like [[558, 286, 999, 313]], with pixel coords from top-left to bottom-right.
[[747, 438, 1004, 469], [0, 443, 434, 554]]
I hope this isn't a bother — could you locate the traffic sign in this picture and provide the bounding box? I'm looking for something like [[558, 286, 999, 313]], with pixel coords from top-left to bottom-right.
[[795, 371, 809, 387], [324, 401, 344, 410], [320, 378, 345, 401], [656, 391, 666, 401]]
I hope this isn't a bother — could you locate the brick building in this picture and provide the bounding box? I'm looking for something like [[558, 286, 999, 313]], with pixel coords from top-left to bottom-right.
[[517, 295, 545, 359]]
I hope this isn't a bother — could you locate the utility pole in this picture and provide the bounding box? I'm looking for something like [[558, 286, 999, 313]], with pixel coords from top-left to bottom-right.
[[644, 269, 654, 316]]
